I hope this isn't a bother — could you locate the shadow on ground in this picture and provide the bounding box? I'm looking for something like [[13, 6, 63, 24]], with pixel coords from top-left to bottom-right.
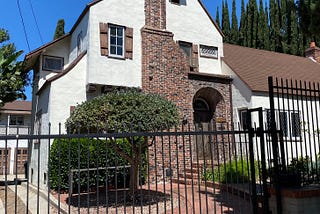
[[66, 189, 171, 208]]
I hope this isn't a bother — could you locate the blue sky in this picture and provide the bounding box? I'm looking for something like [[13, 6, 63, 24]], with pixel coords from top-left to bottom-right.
[[0, 0, 249, 100]]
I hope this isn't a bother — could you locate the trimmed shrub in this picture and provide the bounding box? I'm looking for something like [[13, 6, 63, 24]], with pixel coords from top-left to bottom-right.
[[203, 159, 260, 184], [48, 137, 146, 192]]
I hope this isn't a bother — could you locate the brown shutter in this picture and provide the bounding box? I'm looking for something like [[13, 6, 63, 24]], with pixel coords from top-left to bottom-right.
[[191, 44, 199, 72], [125, 27, 133, 59], [99, 23, 108, 56]]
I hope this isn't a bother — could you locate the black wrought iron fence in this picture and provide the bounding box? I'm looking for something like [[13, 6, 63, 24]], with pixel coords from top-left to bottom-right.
[[0, 124, 263, 214]]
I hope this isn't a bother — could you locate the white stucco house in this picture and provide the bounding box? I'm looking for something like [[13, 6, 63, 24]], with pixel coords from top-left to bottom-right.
[[24, 0, 233, 186], [0, 101, 31, 175], [222, 43, 320, 162]]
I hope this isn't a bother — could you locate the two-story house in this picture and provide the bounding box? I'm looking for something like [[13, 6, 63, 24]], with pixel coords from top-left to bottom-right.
[[0, 101, 31, 175], [24, 0, 232, 186]]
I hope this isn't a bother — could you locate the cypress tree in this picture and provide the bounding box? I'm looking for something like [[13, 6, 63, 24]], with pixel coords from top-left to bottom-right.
[[216, 7, 221, 28], [257, 0, 266, 49], [230, 0, 239, 44], [53, 19, 65, 40], [264, 4, 271, 50], [222, 0, 231, 43], [288, 0, 299, 55], [269, 0, 276, 51], [239, 0, 247, 46]]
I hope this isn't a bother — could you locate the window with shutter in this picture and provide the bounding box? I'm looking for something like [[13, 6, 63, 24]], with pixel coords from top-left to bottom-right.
[[99, 23, 133, 60], [178, 41, 199, 72]]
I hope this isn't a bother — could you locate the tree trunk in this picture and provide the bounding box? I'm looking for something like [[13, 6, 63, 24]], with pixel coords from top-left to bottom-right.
[[129, 153, 140, 200]]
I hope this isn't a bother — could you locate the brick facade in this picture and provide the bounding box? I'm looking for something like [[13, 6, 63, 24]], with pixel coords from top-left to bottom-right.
[[142, 0, 232, 182]]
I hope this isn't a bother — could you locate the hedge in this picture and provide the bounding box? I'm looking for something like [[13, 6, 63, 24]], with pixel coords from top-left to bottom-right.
[[48, 137, 146, 192]]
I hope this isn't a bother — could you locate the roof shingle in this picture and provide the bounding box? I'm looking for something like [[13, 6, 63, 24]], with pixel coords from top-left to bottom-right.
[[223, 43, 320, 92]]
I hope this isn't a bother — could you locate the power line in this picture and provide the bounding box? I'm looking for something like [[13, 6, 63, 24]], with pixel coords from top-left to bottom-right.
[[17, 0, 31, 52], [28, 0, 44, 44]]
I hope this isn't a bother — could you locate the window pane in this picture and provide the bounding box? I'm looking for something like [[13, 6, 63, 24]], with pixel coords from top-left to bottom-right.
[[117, 38, 123, 45], [110, 46, 116, 55], [117, 28, 123, 36], [117, 47, 123, 55], [279, 112, 288, 137], [110, 36, 116, 45], [110, 27, 116, 36], [291, 113, 301, 137]]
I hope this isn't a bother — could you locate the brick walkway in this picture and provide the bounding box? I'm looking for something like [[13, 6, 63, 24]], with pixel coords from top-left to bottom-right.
[[0, 181, 252, 213]]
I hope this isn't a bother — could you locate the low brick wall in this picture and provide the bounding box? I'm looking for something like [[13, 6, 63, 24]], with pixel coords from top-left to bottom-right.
[[269, 186, 320, 214]]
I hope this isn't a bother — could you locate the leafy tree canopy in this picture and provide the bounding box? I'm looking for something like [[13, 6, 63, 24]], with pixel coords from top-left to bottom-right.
[[0, 28, 28, 107], [66, 89, 180, 133]]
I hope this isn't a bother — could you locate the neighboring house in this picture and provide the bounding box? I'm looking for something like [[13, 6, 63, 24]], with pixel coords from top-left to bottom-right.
[[0, 101, 31, 175], [24, 0, 232, 186], [222, 42, 320, 160]]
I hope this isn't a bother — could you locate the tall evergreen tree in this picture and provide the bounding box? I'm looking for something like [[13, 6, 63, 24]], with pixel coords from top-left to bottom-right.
[[257, 0, 266, 49], [246, 0, 259, 48], [288, 0, 299, 55], [230, 0, 239, 44], [222, 0, 231, 43], [216, 7, 221, 28], [239, 0, 247, 46], [53, 19, 65, 40], [264, 4, 271, 50]]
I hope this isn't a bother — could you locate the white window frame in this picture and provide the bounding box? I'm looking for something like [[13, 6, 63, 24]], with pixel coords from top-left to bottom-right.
[[42, 55, 64, 72], [108, 25, 125, 58]]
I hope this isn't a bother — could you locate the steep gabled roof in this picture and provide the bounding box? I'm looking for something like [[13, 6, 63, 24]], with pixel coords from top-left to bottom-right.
[[23, 0, 103, 71], [223, 43, 320, 93]]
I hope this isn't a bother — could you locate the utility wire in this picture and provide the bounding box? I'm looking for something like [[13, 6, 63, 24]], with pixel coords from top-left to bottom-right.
[[28, 0, 44, 44], [17, 0, 31, 52]]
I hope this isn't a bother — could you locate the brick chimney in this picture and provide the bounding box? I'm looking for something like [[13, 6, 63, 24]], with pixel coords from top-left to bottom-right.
[[145, 0, 166, 29], [305, 42, 320, 63]]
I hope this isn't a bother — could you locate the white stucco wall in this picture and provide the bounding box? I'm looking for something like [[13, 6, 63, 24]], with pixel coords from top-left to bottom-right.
[[86, 0, 144, 88], [166, 0, 223, 74], [38, 38, 71, 90], [49, 55, 87, 132]]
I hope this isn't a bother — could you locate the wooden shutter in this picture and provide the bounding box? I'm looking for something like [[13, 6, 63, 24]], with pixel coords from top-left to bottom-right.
[[191, 44, 199, 72], [99, 23, 108, 56], [125, 27, 133, 59]]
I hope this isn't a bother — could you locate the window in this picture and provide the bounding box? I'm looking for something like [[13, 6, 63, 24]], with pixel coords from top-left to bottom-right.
[[42, 55, 64, 71], [178, 41, 199, 71], [100, 23, 133, 59], [170, 0, 180, 4], [109, 25, 125, 58], [9, 115, 24, 126], [265, 109, 301, 138], [179, 41, 192, 60], [77, 31, 83, 56], [239, 109, 249, 130]]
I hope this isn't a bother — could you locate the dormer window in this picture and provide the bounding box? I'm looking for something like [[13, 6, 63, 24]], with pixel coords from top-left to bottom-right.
[[42, 55, 64, 72]]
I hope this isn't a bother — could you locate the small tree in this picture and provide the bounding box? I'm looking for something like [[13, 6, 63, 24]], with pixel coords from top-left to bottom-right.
[[53, 19, 65, 40], [66, 89, 180, 197], [0, 29, 27, 107]]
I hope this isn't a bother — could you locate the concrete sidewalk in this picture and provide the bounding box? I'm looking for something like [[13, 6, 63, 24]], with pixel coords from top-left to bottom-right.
[[0, 175, 68, 214]]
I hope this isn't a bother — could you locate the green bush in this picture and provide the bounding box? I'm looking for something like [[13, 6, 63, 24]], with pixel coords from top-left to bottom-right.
[[203, 159, 260, 184], [48, 137, 146, 192]]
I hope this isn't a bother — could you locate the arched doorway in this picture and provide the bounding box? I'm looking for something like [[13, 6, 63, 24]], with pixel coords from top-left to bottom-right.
[[193, 87, 224, 160]]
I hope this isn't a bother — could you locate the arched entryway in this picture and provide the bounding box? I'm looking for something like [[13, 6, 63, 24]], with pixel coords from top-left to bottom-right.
[[193, 87, 224, 160]]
